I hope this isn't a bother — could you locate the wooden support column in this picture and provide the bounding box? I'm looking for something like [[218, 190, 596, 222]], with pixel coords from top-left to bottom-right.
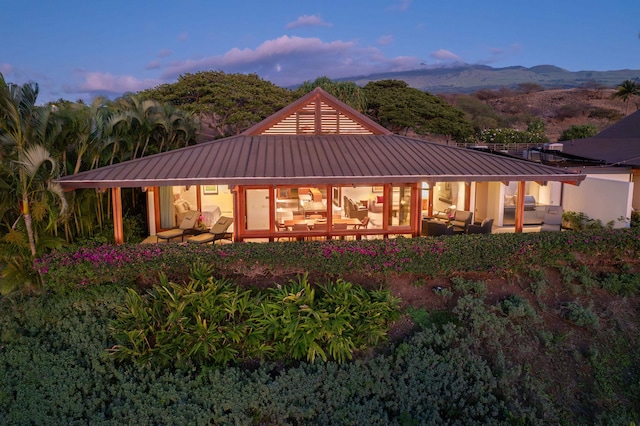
[[514, 181, 525, 233], [111, 187, 124, 244], [464, 182, 471, 211], [411, 184, 421, 237]]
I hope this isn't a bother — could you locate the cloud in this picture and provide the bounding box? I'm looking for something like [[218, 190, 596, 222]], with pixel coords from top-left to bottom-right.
[[146, 60, 161, 70], [161, 35, 423, 87], [0, 63, 13, 75], [389, 0, 411, 11], [286, 15, 332, 29], [75, 71, 163, 95], [477, 43, 522, 65], [178, 32, 188, 42], [158, 49, 173, 58], [378, 35, 394, 46], [430, 49, 463, 62]]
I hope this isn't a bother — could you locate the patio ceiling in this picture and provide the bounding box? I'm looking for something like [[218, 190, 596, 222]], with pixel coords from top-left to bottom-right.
[[56, 134, 586, 190]]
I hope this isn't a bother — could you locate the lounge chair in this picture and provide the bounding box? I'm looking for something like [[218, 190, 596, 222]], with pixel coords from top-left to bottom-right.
[[156, 210, 200, 242], [466, 218, 494, 234], [540, 206, 563, 232], [450, 210, 473, 233], [186, 216, 234, 244]]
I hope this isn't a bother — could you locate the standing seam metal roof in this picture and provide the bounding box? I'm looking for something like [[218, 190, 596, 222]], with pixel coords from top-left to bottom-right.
[[57, 134, 585, 189]]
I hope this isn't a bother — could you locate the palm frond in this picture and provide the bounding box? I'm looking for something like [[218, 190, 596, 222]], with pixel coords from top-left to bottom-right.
[[16, 144, 57, 177]]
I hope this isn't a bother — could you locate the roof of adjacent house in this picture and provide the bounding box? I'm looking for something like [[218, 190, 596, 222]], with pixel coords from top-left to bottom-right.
[[57, 88, 586, 189], [561, 109, 640, 167]]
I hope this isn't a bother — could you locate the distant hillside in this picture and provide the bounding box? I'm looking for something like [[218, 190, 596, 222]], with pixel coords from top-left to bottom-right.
[[340, 64, 640, 94]]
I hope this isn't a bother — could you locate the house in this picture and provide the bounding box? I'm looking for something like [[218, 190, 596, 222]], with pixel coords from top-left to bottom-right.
[[56, 88, 585, 243], [555, 109, 640, 227]]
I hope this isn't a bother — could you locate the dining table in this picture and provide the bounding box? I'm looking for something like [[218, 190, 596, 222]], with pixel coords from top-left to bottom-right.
[[282, 217, 362, 230]]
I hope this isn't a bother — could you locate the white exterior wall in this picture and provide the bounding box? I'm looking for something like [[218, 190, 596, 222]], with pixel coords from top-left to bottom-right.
[[562, 175, 634, 228]]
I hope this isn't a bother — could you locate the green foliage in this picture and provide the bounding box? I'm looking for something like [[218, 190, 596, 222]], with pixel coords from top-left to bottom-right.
[[611, 79, 640, 114], [139, 70, 293, 137], [558, 123, 599, 141], [109, 271, 400, 366], [407, 307, 458, 330], [562, 301, 600, 328], [450, 276, 487, 298], [499, 294, 536, 319], [562, 210, 614, 230], [477, 126, 547, 145], [444, 93, 506, 131], [295, 76, 367, 112], [363, 80, 474, 141], [3, 245, 640, 423], [599, 272, 640, 296]]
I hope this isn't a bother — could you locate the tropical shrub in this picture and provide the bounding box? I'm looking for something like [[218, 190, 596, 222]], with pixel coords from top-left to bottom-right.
[[108, 270, 400, 367], [562, 301, 600, 328]]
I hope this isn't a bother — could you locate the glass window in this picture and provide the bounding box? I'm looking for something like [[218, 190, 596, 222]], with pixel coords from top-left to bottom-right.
[[389, 185, 412, 227], [245, 188, 270, 230]]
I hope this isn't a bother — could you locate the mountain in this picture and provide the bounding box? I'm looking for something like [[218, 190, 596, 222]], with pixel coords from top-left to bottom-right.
[[340, 64, 640, 94]]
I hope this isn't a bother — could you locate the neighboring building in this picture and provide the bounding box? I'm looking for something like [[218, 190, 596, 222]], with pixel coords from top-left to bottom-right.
[[57, 88, 585, 243], [556, 110, 640, 227]]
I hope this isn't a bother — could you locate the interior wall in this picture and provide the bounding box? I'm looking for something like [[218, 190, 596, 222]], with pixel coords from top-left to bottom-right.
[[201, 185, 234, 216], [341, 186, 375, 205], [563, 176, 634, 228]]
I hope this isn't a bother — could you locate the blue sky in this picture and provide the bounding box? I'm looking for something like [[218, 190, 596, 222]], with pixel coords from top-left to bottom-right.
[[2, 0, 639, 104]]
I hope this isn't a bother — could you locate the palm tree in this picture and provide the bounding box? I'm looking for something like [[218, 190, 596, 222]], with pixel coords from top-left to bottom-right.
[[0, 73, 67, 259], [611, 79, 640, 114], [110, 94, 167, 160]]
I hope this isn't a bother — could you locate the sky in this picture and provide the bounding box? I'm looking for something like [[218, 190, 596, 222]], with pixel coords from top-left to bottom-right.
[[2, 0, 640, 104]]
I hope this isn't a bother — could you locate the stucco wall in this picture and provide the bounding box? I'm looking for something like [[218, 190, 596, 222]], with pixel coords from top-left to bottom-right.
[[562, 176, 634, 228]]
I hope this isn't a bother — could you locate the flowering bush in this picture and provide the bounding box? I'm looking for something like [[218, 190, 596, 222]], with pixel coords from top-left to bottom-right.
[[477, 127, 547, 145], [35, 228, 640, 293]]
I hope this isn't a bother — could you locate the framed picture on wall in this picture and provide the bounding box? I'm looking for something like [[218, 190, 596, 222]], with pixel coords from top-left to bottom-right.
[[277, 188, 291, 198], [372, 186, 384, 193], [203, 185, 218, 195], [332, 187, 341, 206]]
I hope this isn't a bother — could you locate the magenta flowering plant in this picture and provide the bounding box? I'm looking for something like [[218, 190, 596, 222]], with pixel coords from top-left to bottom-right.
[[35, 228, 640, 293]]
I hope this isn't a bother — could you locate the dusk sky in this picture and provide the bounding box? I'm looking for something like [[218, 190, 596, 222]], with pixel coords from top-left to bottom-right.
[[2, 0, 639, 104]]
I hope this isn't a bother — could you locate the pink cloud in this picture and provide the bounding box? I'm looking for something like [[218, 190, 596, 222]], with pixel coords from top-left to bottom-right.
[[0, 63, 13, 75], [161, 35, 423, 87], [146, 60, 161, 70], [286, 15, 332, 29], [430, 49, 463, 62], [478, 43, 523, 64], [76, 72, 163, 94], [378, 35, 394, 46]]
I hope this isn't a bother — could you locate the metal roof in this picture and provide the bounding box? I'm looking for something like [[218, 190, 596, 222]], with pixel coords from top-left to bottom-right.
[[561, 110, 640, 167], [57, 133, 586, 189]]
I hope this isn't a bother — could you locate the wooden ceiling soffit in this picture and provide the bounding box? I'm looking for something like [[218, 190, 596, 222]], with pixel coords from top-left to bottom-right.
[[242, 87, 390, 136]]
